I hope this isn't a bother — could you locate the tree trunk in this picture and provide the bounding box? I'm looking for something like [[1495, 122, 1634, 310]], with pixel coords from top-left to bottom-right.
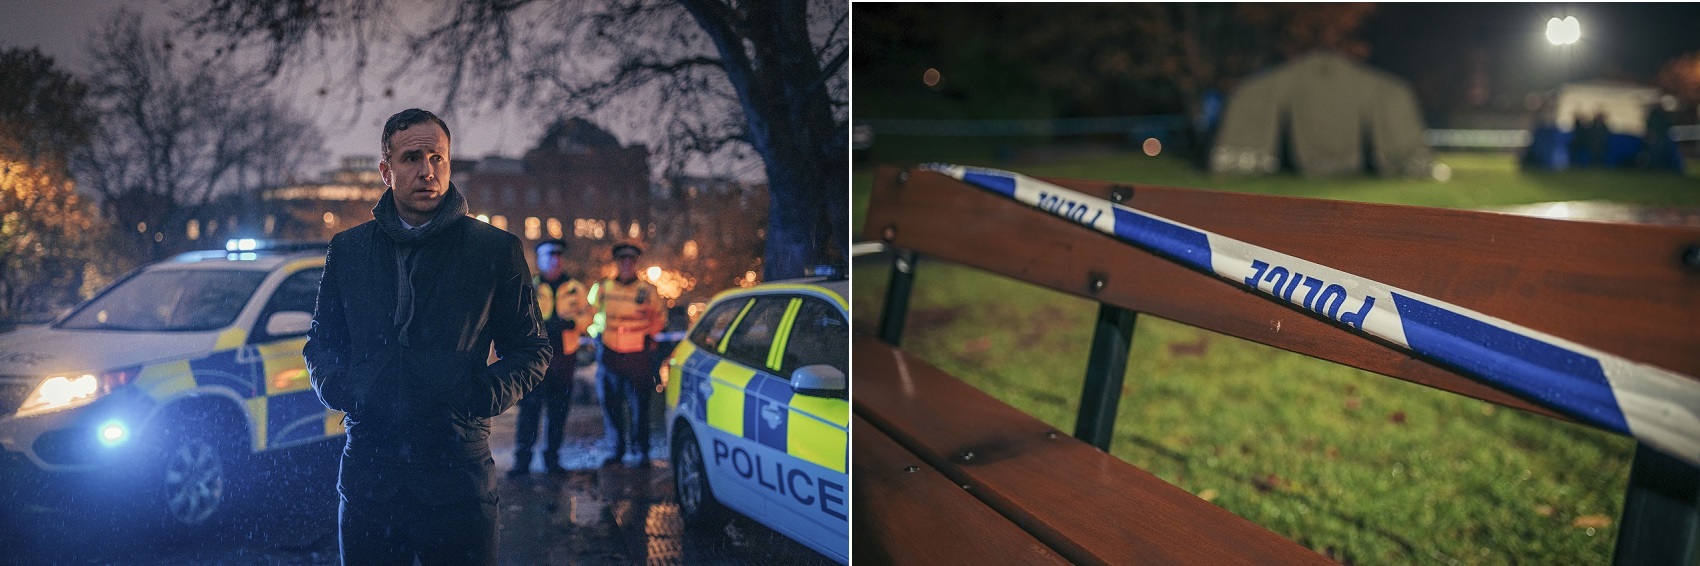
[[682, 0, 846, 281]]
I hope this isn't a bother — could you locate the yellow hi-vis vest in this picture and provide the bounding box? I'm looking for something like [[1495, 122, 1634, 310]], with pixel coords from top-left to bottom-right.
[[535, 275, 592, 355], [588, 277, 667, 354]]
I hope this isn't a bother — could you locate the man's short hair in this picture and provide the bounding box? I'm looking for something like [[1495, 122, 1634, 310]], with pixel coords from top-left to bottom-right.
[[381, 108, 452, 159], [536, 239, 568, 253]]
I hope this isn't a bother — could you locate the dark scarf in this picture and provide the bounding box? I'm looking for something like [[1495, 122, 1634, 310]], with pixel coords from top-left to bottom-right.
[[373, 182, 469, 246], [373, 183, 470, 345]]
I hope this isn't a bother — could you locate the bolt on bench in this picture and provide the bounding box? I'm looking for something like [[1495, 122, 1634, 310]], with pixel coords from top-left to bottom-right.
[[851, 165, 1700, 564]]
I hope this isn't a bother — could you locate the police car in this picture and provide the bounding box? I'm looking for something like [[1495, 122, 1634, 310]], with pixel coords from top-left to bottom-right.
[[664, 273, 848, 564], [0, 240, 341, 531]]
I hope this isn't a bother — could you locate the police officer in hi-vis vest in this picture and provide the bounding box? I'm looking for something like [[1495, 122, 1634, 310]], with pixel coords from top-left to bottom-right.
[[509, 238, 592, 477], [588, 242, 668, 467]]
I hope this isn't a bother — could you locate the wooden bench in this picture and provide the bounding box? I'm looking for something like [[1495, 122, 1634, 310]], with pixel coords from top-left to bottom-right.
[[851, 165, 1700, 564]]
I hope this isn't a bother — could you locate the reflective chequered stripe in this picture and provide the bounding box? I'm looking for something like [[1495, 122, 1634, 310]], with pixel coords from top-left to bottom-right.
[[787, 394, 847, 474], [706, 360, 756, 438], [257, 336, 335, 448], [137, 359, 196, 400], [128, 334, 342, 453], [743, 374, 794, 454], [683, 347, 847, 475]]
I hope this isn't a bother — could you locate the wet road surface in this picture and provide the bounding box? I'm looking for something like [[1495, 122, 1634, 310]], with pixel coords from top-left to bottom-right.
[[0, 367, 831, 565]]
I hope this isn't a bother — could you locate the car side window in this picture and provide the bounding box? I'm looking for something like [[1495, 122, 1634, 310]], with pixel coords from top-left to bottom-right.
[[253, 268, 322, 340], [720, 296, 793, 371], [689, 298, 749, 352], [779, 298, 846, 377]]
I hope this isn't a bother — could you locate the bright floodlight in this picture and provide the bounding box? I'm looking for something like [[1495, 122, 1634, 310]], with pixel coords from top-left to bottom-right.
[[1547, 16, 1580, 45]]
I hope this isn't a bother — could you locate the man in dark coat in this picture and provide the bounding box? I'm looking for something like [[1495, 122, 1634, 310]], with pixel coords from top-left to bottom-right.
[[305, 108, 551, 565]]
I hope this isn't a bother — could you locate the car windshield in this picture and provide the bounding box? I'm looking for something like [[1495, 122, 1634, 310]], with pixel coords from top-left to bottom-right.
[[57, 269, 268, 331]]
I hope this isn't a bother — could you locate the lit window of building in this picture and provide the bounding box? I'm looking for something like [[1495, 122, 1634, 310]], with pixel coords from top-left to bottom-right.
[[683, 240, 698, 260], [187, 219, 201, 241], [547, 218, 563, 239], [628, 222, 640, 239], [491, 215, 508, 232], [524, 217, 542, 240], [264, 215, 276, 235]]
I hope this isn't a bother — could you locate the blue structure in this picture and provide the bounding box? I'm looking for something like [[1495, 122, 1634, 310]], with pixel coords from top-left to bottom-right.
[[1522, 127, 1683, 173]]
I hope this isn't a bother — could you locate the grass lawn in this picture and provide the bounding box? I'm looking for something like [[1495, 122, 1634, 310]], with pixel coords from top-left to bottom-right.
[[851, 146, 1700, 564]]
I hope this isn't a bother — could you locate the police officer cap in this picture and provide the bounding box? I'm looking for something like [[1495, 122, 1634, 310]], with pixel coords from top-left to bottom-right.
[[612, 242, 643, 259]]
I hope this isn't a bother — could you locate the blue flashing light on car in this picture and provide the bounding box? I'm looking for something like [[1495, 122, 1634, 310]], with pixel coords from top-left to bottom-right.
[[97, 420, 130, 447]]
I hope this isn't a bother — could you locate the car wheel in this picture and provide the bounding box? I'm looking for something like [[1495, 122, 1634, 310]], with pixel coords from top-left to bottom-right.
[[148, 424, 232, 531], [672, 426, 726, 528]]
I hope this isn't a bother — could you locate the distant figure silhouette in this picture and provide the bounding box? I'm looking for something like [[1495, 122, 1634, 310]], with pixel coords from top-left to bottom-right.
[[1640, 96, 1676, 171], [1586, 111, 1611, 168]]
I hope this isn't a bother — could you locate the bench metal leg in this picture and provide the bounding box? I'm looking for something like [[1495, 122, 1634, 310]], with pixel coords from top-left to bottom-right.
[[1074, 304, 1138, 453], [878, 250, 918, 346], [1613, 442, 1700, 565]]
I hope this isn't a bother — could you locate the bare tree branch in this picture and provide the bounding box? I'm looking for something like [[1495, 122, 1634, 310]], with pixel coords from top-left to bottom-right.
[[177, 0, 848, 276], [76, 9, 325, 261]]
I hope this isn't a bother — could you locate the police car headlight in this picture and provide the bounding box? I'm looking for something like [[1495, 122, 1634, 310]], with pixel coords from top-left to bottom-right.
[[16, 374, 105, 416]]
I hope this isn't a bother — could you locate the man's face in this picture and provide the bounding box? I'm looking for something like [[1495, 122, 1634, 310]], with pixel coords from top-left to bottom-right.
[[537, 244, 563, 275], [616, 256, 638, 278], [379, 122, 451, 220]]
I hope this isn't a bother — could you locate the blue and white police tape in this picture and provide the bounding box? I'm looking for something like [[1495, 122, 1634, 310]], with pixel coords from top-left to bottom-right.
[[922, 163, 1700, 467]]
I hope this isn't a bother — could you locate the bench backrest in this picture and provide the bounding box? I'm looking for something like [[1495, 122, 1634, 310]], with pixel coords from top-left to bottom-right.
[[860, 164, 1700, 563]]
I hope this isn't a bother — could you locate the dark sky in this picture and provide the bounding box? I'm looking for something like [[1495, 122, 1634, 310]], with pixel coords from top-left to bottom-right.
[[0, 0, 545, 169], [1365, 3, 1700, 80], [1364, 3, 1700, 118], [853, 2, 1700, 125], [0, 0, 768, 180]]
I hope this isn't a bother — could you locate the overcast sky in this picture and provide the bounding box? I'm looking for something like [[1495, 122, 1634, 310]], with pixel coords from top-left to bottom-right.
[[0, 0, 666, 177]]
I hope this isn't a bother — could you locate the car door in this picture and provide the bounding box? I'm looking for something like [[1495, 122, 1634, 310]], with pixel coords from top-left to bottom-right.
[[769, 293, 849, 560], [698, 294, 796, 520], [248, 266, 339, 450]]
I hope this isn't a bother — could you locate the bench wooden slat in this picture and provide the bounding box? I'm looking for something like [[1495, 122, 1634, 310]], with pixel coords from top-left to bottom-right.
[[854, 335, 1333, 565], [862, 166, 1700, 420], [852, 412, 1069, 565]]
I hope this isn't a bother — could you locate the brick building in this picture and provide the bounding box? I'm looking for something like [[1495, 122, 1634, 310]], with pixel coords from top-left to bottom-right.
[[248, 118, 765, 308]]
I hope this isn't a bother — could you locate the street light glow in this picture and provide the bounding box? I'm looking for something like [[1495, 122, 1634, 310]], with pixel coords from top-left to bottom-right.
[[1546, 16, 1580, 45]]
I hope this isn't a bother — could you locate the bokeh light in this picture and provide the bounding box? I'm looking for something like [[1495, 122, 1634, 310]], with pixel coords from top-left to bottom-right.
[[1546, 16, 1580, 45]]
